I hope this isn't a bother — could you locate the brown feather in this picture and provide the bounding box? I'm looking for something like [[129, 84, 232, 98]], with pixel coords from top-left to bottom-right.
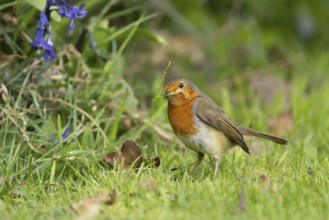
[[239, 127, 288, 145], [196, 97, 250, 154]]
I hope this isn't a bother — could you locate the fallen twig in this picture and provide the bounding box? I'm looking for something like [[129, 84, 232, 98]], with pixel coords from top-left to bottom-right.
[[6, 109, 42, 153]]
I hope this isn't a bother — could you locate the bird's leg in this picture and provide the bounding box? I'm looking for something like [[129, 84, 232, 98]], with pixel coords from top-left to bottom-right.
[[213, 156, 221, 181], [189, 152, 204, 175]]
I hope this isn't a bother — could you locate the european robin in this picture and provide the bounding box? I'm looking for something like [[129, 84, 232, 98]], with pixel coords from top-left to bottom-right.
[[163, 78, 287, 179]]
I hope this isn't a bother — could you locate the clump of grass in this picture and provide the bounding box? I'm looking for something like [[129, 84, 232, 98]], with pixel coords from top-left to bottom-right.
[[152, 60, 171, 102]]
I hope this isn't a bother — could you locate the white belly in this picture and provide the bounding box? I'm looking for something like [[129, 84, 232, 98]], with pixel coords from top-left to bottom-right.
[[177, 118, 233, 158]]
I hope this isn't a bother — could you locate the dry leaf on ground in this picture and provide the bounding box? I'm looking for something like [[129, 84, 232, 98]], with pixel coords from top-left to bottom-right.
[[104, 140, 162, 170], [141, 179, 159, 193], [254, 170, 277, 192], [148, 156, 161, 168], [70, 190, 116, 220], [104, 140, 143, 170]]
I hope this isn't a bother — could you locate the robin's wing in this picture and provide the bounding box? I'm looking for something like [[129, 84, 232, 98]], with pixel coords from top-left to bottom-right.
[[195, 97, 250, 154]]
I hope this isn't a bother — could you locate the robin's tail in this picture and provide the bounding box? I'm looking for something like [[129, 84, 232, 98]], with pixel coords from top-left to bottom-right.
[[239, 127, 288, 145]]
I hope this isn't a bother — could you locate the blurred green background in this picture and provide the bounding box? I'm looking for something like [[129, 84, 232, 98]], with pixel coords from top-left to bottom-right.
[[1, 0, 329, 103]]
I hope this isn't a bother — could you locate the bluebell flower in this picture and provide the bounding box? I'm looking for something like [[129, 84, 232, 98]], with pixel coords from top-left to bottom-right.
[[31, 28, 47, 49], [58, 2, 87, 31], [57, 0, 70, 17], [31, 0, 87, 61], [42, 37, 57, 61], [38, 12, 49, 28], [42, 47, 57, 61], [31, 12, 50, 50], [31, 13, 56, 61], [46, 0, 58, 8], [51, 124, 71, 145], [61, 124, 70, 140]]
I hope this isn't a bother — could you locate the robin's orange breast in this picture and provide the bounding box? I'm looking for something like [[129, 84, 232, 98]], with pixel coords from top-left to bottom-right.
[[167, 101, 198, 137]]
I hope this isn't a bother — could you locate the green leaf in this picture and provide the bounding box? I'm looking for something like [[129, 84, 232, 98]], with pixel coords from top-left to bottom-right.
[[108, 100, 126, 141], [134, 29, 168, 45], [100, 13, 158, 45], [50, 9, 62, 22], [23, 0, 45, 11], [49, 160, 56, 184], [0, 1, 18, 11]]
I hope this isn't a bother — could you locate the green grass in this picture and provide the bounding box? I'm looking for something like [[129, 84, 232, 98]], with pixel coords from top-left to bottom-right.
[[1, 153, 328, 220], [1, 0, 329, 219]]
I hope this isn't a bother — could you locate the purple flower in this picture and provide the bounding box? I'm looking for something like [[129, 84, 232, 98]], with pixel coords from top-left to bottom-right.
[[42, 37, 57, 61], [46, 0, 58, 8], [51, 124, 70, 145], [38, 12, 49, 28], [31, 28, 48, 49], [30, 12, 56, 61], [31, 12, 50, 49], [58, 3, 87, 31], [31, 0, 87, 61], [57, 2, 70, 17], [61, 124, 70, 139], [31, 13, 56, 61], [42, 48, 57, 61]]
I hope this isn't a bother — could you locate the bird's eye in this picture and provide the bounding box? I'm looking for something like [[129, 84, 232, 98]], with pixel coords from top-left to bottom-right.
[[179, 83, 184, 88]]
